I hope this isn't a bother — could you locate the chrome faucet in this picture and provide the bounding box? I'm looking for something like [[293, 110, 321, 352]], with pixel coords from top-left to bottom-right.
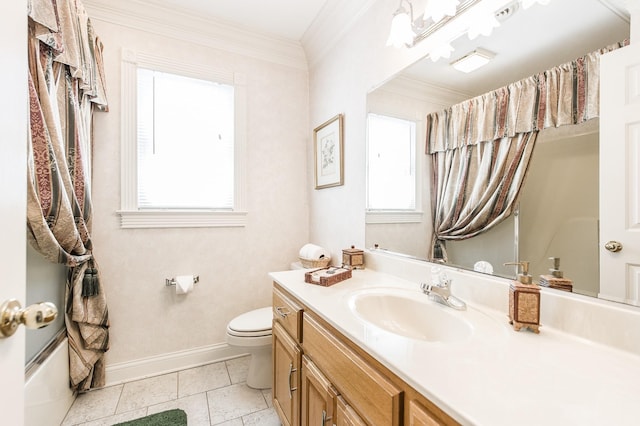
[[420, 276, 467, 310]]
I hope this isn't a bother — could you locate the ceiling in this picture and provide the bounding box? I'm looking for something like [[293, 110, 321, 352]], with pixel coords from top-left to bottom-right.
[[136, 0, 328, 41], [397, 0, 631, 96], [130, 0, 629, 96]]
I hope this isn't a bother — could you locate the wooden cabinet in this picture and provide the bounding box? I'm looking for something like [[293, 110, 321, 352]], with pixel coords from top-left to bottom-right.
[[272, 283, 458, 426], [273, 287, 302, 341], [407, 400, 441, 426], [335, 396, 367, 426], [303, 313, 402, 426], [273, 322, 301, 426], [301, 355, 337, 426]]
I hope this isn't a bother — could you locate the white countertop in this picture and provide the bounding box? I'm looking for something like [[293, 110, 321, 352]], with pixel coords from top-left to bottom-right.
[[270, 268, 640, 426]]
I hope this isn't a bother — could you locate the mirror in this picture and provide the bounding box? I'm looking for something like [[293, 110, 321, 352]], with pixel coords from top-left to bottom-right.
[[365, 0, 630, 299]]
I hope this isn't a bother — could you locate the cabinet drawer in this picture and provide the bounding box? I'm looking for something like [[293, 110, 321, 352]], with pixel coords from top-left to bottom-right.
[[273, 287, 303, 342], [408, 399, 440, 426], [303, 314, 402, 426], [336, 395, 367, 426]]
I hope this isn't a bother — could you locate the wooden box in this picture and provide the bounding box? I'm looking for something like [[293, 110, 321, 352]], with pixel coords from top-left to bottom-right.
[[342, 246, 364, 269], [304, 267, 352, 287]]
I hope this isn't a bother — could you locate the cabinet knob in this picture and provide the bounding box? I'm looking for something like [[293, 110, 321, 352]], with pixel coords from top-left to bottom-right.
[[275, 306, 291, 318]]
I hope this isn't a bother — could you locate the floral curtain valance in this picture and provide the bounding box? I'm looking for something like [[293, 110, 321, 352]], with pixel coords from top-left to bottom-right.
[[425, 40, 629, 154]]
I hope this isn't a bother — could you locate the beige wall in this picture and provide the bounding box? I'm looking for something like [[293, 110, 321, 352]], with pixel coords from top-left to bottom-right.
[[306, 0, 444, 260], [90, 18, 310, 365]]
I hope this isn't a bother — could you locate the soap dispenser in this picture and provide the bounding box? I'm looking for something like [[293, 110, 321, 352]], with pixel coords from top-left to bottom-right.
[[539, 257, 573, 292], [504, 261, 540, 334]]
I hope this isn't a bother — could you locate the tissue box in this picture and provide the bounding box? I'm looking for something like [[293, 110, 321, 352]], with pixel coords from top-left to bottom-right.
[[304, 267, 352, 287]]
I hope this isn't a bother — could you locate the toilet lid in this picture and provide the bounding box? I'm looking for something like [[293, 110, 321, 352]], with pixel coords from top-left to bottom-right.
[[227, 307, 272, 337]]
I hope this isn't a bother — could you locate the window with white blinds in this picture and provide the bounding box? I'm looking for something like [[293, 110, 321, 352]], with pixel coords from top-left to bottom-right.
[[119, 49, 247, 228], [137, 69, 235, 209], [366, 113, 417, 211]]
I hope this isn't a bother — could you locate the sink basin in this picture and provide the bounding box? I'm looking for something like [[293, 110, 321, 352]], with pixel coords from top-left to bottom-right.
[[347, 288, 474, 343]]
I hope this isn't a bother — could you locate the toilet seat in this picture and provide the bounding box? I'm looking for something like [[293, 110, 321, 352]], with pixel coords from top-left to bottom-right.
[[226, 307, 272, 338]]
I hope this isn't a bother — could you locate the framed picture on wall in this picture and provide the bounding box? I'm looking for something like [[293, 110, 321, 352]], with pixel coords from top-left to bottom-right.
[[314, 114, 344, 189]]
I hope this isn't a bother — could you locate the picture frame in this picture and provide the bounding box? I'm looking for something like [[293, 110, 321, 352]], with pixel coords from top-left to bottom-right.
[[314, 114, 344, 189]]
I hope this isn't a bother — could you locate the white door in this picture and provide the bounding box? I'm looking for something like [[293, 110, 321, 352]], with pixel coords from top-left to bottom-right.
[[0, 1, 28, 424], [599, 41, 640, 305]]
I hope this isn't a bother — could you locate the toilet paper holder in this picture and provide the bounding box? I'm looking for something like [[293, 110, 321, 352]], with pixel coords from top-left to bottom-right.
[[165, 276, 200, 287]]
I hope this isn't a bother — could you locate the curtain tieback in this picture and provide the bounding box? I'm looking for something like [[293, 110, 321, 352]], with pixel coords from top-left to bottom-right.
[[82, 264, 100, 297]]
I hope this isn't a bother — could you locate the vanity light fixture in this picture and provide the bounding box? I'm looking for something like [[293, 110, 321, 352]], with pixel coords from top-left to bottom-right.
[[387, 0, 552, 54], [521, 0, 551, 9], [450, 48, 495, 72], [466, 5, 501, 39], [423, 0, 460, 23], [429, 41, 455, 62], [386, 0, 417, 48]]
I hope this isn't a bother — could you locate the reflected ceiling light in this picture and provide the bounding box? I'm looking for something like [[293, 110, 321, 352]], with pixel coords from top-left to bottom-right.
[[450, 48, 495, 72], [386, 0, 525, 59], [386, 0, 416, 48], [424, 0, 460, 23], [521, 0, 551, 9]]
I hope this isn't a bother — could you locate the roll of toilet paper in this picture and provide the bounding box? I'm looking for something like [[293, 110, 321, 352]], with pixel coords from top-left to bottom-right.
[[299, 243, 328, 260], [175, 275, 194, 295]]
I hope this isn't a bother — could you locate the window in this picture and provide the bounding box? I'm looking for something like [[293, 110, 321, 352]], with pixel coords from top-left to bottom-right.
[[366, 113, 422, 223], [120, 49, 247, 228], [137, 69, 234, 209]]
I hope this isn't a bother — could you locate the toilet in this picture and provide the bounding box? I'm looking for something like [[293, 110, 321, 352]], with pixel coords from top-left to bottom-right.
[[225, 307, 273, 389]]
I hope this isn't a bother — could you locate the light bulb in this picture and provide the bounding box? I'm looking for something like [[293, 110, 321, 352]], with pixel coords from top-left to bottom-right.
[[522, 0, 551, 9], [467, 11, 500, 40], [386, 9, 416, 48], [429, 42, 454, 62], [424, 0, 460, 23]]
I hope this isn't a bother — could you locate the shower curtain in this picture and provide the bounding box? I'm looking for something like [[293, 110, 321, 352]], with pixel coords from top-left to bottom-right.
[[27, 0, 109, 392], [425, 40, 629, 261]]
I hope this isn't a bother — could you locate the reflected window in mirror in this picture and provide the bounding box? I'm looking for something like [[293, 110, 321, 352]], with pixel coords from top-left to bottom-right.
[[366, 114, 419, 219]]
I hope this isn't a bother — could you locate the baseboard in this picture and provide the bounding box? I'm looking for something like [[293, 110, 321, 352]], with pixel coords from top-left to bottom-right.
[[105, 343, 247, 387]]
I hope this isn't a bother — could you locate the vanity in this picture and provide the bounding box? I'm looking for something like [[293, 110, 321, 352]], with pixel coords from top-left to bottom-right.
[[270, 251, 640, 425]]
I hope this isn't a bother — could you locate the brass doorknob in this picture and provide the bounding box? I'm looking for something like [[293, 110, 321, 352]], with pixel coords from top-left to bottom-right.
[[604, 241, 623, 253], [0, 299, 58, 338]]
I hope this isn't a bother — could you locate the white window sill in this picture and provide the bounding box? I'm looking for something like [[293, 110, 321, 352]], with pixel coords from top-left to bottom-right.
[[117, 210, 248, 229], [365, 211, 423, 224]]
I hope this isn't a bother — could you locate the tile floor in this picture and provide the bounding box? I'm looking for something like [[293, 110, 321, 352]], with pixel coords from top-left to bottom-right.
[[61, 356, 281, 426]]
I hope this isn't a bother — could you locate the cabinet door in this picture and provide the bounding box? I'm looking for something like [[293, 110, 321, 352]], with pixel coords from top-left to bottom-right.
[[303, 314, 402, 426], [301, 355, 337, 426], [273, 322, 301, 426], [408, 400, 441, 426], [335, 395, 367, 426]]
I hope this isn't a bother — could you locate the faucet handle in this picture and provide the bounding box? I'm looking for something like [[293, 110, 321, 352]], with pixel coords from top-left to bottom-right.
[[441, 275, 451, 287]]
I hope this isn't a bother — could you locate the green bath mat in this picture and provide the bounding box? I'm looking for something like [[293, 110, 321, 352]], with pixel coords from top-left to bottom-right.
[[114, 409, 187, 426]]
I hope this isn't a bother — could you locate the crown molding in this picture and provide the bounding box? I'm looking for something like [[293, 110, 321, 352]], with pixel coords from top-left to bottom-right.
[[82, 0, 307, 70], [302, 0, 377, 67], [598, 0, 633, 21], [380, 75, 472, 108]]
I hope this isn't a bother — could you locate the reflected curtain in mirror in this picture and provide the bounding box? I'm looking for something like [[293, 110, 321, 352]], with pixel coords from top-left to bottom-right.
[[425, 40, 628, 261], [430, 131, 537, 260]]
